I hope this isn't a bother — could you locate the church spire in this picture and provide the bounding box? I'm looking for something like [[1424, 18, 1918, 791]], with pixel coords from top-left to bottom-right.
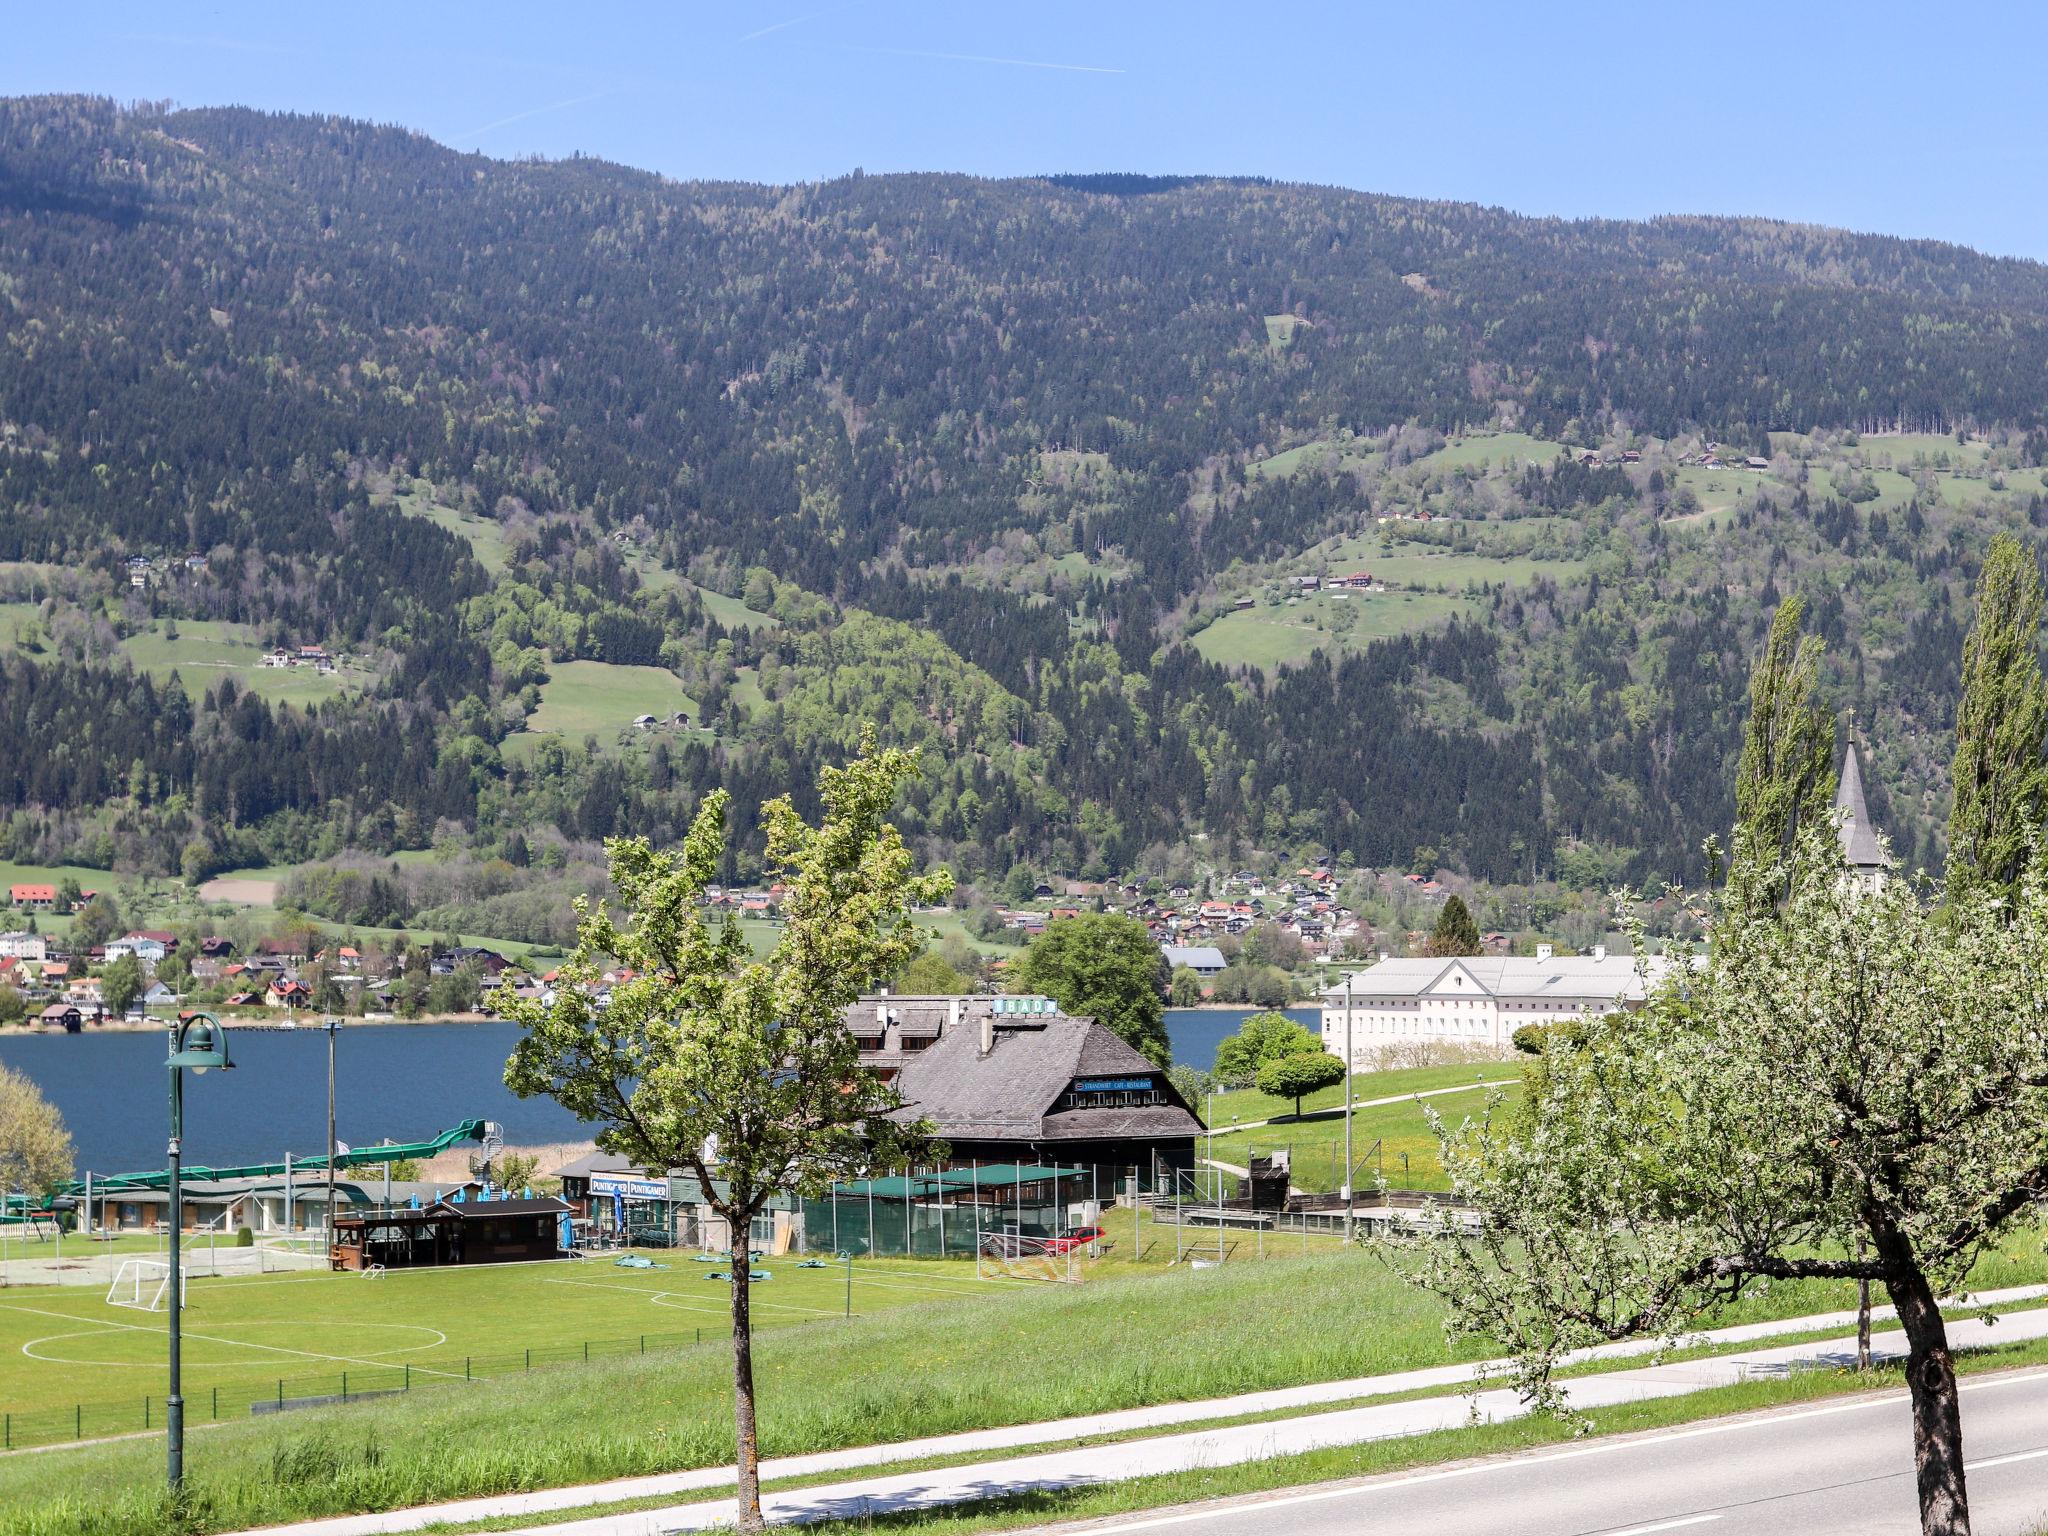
[[1834, 743, 1887, 885]]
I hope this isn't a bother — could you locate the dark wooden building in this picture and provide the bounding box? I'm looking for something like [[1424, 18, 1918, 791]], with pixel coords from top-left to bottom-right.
[[871, 997, 1202, 1195], [330, 1194, 570, 1271]]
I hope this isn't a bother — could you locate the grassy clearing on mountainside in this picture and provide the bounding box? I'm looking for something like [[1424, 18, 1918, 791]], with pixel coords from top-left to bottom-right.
[[1263, 314, 1302, 348], [121, 620, 363, 706], [1411, 432, 1566, 471], [397, 495, 513, 576], [515, 660, 699, 740], [1190, 591, 1478, 669]]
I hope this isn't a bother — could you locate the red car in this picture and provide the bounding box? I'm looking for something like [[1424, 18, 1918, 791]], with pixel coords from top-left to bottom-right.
[[1041, 1225, 1107, 1255]]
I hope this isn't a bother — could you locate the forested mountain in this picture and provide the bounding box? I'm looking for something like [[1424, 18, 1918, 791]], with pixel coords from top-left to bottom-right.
[[0, 93, 2040, 901]]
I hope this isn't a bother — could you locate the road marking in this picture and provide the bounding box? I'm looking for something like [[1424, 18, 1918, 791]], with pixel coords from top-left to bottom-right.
[[1067, 1370, 2048, 1535], [1601, 1517, 1721, 1536], [1966, 1444, 2048, 1471]]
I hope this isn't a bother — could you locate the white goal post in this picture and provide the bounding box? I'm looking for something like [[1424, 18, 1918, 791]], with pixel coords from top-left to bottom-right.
[[107, 1258, 184, 1312], [976, 1230, 1080, 1284]]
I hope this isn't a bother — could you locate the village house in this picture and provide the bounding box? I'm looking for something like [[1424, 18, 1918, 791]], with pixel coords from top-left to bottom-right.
[[9, 885, 56, 911], [0, 930, 46, 961], [266, 976, 312, 1010], [105, 930, 177, 966], [1160, 943, 1226, 977]]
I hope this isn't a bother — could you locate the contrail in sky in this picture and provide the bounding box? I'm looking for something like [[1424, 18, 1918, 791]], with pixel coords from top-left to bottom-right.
[[837, 44, 1123, 75], [738, 13, 822, 43], [461, 89, 614, 142]]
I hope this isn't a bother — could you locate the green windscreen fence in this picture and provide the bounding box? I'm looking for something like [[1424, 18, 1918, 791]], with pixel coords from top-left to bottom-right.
[[802, 1165, 1088, 1257]]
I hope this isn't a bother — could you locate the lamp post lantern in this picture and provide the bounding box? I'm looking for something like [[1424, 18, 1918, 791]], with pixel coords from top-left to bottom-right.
[[164, 1011, 233, 1489]]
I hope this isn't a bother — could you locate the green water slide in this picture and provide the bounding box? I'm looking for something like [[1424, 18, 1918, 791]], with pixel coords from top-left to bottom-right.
[[59, 1118, 491, 1194]]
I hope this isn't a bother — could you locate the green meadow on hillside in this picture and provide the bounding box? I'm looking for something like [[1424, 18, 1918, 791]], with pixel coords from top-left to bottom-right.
[[1190, 590, 1480, 669], [500, 661, 701, 757]]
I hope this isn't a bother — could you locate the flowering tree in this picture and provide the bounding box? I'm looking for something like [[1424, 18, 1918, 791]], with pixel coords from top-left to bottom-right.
[[498, 736, 950, 1532], [1405, 829, 2048, 1536]]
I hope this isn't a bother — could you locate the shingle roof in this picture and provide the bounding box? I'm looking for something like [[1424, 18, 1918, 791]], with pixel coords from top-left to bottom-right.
[[890, 1012, 1200, 1144], [1834, 744, 1887, 870]]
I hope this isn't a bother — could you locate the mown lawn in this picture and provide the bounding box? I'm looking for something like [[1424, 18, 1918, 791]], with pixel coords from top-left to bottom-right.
[[1204, 1061, 1527, 1129]]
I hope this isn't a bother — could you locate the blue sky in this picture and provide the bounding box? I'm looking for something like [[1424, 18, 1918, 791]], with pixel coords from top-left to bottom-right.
[[9, 2, 2047, 260]]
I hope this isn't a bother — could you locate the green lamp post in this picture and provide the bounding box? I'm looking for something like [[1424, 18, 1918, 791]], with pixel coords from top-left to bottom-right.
[[165, 1012, 233, 1489]]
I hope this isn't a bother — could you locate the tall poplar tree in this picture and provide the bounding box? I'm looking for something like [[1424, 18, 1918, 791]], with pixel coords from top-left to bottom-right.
[[1946, 533, 2048, 905], [1728, 597, 1836, 912]]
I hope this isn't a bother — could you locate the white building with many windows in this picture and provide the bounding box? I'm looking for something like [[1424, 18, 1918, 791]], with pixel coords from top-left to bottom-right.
[[1318, 948, 1675, 1061]]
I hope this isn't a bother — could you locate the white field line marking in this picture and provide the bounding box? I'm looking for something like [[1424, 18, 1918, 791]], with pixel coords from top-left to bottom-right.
[[540, 1275, 838, 1319], [1966, 1444, 2048, 1471], [1071, 1369, 2048, 1536], [1601, 1517, 1722, 1536], [0, 1301, 471, 1381], [21, 1321, 447, 1369]]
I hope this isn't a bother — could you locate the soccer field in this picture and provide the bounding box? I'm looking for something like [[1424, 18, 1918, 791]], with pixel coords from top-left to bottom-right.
[[0, 1251, 1023, 1447]]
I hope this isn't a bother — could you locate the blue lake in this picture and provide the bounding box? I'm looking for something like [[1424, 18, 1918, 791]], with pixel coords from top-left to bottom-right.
[[0, 1022, 585, 1178], [1163, 1006, 1323, 1073], [0, 1007, 1320, 1174]]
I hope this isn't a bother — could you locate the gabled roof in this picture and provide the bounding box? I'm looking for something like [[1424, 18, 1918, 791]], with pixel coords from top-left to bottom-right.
[[890, 1012, 1200, 1143], [1324, 954, 1671, 1003], [1834, 744, 1886, 870]]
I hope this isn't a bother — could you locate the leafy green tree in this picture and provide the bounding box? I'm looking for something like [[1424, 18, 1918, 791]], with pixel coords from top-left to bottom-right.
[[1255, 1050, 1346, 1117], [71, 894, 122, 950], [1426, 895, 1481, 956], [1407, 824, 2048, 1536], [1013, 913, 1171, 1066], [894, 949, 969, 995], [1168, 967, 1206, 1007], [0, 1064, 73, 1195], [1728, 597, 1836, 911], [1213, 1011, 1320, 1088], [499, 737, 948, 1532], [99, 953, 144, 1015], [0, 986, 24, 1026], [1946, 532, 2048, 905]]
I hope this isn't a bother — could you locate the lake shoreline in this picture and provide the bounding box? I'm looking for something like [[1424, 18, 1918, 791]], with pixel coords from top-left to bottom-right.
[[9, 1011, 497, 1036]]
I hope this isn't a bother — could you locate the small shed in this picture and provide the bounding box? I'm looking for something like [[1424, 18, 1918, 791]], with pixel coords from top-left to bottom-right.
[[331, 1194, 570, 1271]]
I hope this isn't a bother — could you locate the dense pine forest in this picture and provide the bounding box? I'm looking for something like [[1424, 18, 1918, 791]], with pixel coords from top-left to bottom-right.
[[0, 93, 2039, 904]]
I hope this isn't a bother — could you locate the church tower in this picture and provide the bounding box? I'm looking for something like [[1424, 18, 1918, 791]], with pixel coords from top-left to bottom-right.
[[1834, 744, 1888, 895]]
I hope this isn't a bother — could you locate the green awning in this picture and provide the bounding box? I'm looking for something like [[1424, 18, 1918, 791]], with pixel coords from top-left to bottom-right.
[[824, 1176, 948, 1199], [933, 1164, 1084, 1187]]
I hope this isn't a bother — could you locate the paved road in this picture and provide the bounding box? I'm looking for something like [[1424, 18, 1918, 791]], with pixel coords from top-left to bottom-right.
[[1025, 1366, 2048, 1536], [259, 1287, 2048, 1536], [473, 1308, 2048, 1535]]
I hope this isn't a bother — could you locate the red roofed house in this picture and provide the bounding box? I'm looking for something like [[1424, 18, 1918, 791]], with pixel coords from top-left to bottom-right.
[[267, 977, 312, 1010], [10, 885, 56, 910]]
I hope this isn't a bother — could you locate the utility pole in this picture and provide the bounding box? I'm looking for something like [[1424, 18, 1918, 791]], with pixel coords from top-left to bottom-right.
[[1342, 968, 1355, 1243], [324, 1018, 339, 1262]]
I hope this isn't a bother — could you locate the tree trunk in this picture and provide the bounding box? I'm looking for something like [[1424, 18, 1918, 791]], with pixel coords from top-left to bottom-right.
[[1883, 1261, 1970, 1536], [729, 1230, 763, 1532]]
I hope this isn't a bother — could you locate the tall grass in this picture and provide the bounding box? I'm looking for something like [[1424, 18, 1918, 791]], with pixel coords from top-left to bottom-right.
[[5, 1234, 2046, 1536]]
